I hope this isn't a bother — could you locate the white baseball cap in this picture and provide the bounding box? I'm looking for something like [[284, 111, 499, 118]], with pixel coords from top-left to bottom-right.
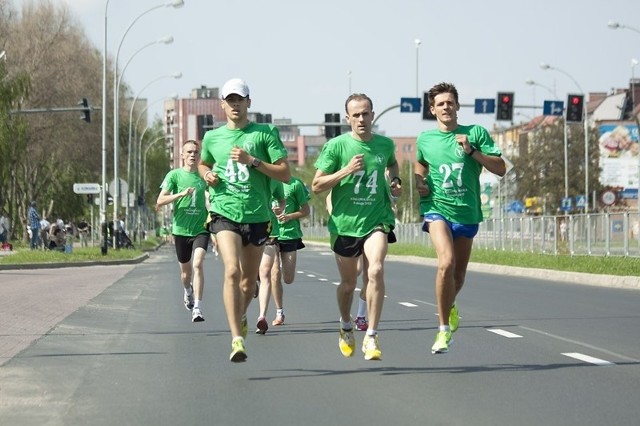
[[221, 78, 250, 99]]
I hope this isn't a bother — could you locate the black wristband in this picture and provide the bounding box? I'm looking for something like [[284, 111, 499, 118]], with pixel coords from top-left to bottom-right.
[[391, 176, 402, 186], [467, 147, 477, 156]]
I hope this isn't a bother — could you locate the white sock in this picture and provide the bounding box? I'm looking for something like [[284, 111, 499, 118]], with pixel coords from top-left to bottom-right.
[[357, 299, 367, 317], [439, 325, 451, 332], [276, 308, 284, 316], [194, 300, 201, 309], [340, 318, 352, 330], [184, 286, 193, 296], [366, 329, 376, 336]]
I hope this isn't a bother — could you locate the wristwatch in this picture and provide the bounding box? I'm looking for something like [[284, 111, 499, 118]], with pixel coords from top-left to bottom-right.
[[250, 157, 262, 168], [391, 176, 402, 186]]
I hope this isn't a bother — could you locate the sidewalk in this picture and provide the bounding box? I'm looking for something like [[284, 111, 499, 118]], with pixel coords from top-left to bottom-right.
[[0, 264, 135, 367]]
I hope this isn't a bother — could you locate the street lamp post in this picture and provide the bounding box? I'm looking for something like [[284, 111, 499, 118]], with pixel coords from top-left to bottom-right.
[[116, 39, 173, 222], [101, 0, 111, 255], [540, 62, 589, 213], [125, 73, 181, 224], [133, 95, 177, 195], [112, 0, 184, 230], [526, 79, 558, 115], [409, 38, 421, 221]]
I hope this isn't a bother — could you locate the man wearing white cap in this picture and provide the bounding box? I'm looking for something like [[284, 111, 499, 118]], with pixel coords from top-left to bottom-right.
[[198, 78, 291, 362]]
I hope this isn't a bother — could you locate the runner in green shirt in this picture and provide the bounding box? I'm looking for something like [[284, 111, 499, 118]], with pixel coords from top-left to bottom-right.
[[156, 140, 210, 324], [312, 93, 401, 361], [198, 78, 290, 362], [414, 82, 506, 355], [255, 176, 310, 334]]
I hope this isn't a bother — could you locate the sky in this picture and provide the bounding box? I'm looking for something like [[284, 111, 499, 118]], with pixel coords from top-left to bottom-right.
[[9, 0, 640, 137]]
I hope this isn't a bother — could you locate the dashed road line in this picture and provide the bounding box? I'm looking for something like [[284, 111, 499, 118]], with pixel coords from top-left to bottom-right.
[[487, 328, 523, 338], [562, 352, 614, 366], [399, 302, 418, 307]]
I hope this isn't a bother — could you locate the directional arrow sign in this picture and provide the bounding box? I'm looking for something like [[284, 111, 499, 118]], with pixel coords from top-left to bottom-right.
[[474, 98, 495, 114], [543, 100, 564, 116], [400, 97, 421, 113], [73, 183, 100, 194]]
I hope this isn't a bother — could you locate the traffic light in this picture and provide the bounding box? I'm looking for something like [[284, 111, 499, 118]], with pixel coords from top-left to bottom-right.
[[79, 98, 91, 123], [566, 94, 584, 123], [324, 113, 341, 139], [496, 92, 514, 121], [422, 92, 436, 120]]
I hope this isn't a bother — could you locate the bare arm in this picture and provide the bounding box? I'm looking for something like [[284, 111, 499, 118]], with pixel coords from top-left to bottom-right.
[[455, 134, 506, 176], [230, 147, 291, 183], [311, 154, 364, 194], [387, 161, 402, 198], [473, 153, 506, 177], [198, 160, 220, 187], [414, 161, 430, 197], [279, 202, 310, 224], [156, 187, 193, 208]]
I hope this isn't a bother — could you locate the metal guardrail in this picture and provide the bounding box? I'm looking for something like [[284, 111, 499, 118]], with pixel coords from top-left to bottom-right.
[[302, 211, 640, 257]]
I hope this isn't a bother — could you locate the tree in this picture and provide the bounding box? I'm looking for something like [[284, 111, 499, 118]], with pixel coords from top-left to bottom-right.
[[512, 118, 601, 214], [1, 0, 107, 238]]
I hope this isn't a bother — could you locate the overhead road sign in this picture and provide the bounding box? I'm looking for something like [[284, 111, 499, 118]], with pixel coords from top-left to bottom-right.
[[400, 97, 421, 113], [474, 99, 495, 114], [543, 100, 564, 116]]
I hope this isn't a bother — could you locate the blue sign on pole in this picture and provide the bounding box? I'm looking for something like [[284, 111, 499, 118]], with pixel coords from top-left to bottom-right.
[[561, 197, 573, 212], [400, 97, 421, 113], [575, 195, 586, 208], [474, 98, 495, 114], [543, 100, 564, 116]]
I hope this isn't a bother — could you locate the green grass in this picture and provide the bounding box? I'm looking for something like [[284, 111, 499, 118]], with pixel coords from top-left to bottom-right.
[[0, 236, 162, 265], [309, 239, 640, 277], [3, 236, 639, 277]]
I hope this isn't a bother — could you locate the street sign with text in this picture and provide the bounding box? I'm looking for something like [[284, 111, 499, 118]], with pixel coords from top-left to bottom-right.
[[73, 183, 100, 194]]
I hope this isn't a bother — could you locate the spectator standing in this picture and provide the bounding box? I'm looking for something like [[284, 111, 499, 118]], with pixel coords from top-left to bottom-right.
[[27, 201, 41, 250], [78, 218, 89, 247], [0, 212, 9, 244]]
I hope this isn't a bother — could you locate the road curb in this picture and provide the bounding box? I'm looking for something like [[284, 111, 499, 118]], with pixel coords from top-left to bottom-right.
[[304, 241, 640, 290], [0, 252, 149, 271]]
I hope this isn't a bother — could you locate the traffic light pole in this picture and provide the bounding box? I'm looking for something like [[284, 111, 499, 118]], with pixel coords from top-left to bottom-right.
[[10, 105, 97, 116]]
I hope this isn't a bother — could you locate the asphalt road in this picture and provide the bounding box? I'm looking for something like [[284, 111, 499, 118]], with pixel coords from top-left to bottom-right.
[[1, 244, 639, 426]]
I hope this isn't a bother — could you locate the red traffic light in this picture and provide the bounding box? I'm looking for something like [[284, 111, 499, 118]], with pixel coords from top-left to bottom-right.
[[501, 95, 511, 104], [571, 96, 581, 105]]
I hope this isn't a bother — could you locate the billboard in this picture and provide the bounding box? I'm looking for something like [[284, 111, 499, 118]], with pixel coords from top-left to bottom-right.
[[598, 124, 639, 189]]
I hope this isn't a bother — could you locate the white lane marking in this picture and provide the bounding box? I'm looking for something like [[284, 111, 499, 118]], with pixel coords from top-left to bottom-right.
[[332, 281, 340, 286], [412, 299, 438, 308], [306, 274, 316, 278], [319, 252, 333, 256], [520, 326, 639, 363], [318, 278, 328, 282], [297, 270, 305, 274], [562, 352, 614, 366], [487, 328, 523, 338], [399, 302, 418, 308]]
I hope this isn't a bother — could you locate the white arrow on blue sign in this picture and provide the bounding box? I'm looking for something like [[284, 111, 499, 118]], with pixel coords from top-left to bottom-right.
[[474, 99, 495, 114], [561, 197, 573, 211], [400, 97, 421, 113], [543, 100, 564, 116]]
